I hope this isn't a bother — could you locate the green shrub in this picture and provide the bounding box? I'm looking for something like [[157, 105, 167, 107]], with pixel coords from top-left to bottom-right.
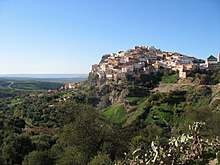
[[162, 74, 178, 83]]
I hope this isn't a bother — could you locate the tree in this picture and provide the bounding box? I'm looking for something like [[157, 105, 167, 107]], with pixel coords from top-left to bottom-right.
[[56, 108, 106, 163], [88, 152, 113, 165], [53, 103, 130, 164], [1, 133, 32, 165], [32, 134, 56, 151], [22, 151, 54, 165], [211, 68, 220, 83], [185, 106, 220, 138]]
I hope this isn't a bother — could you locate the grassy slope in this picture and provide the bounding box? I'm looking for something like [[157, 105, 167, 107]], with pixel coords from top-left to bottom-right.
[[125, 100, 147, 125], [125, 97, 143, 102], [162, 74, 178, 83], [103, 100, 148, 125], [104, 104, 126, 123]]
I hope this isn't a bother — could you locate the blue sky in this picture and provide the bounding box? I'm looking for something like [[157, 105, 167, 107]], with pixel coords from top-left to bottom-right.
[[0, 0, 220, 74]]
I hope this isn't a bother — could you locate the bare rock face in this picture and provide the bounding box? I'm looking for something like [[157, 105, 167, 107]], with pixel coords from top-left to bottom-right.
[[98, 95, 111, 109], [110, 88, 129, 104], [210, 90, 220, 112]]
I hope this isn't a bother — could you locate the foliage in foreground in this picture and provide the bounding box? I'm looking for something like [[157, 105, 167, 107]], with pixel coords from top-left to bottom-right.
[[123, 122, 220, 164]]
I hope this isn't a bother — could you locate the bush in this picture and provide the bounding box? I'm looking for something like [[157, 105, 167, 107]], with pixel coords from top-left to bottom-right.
[[88, 152, 113, 165], [22, 151, 54, 165]]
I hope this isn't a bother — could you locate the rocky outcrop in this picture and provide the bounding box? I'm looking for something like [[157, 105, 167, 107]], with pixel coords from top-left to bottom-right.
[[109, 88, 129, 104]]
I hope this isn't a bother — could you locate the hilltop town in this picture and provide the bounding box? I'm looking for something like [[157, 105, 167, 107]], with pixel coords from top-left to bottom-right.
[[91, 46, 220, 81]]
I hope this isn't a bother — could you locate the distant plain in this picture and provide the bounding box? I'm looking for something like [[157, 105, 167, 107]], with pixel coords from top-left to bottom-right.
[[0, 74, 87, 90]]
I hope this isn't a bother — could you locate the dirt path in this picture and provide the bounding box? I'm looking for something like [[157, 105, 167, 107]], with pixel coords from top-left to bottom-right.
[[152, 83, 196, 93], [152, 83, 220, 95], [23, 120, 59, 134], [7, 81, 14, 89]]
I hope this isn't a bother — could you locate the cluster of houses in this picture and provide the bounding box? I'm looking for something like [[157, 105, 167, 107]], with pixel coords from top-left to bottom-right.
[[62, 83, 80, 90], [91, 46, 220, 80], [44, 83, 80, 97]]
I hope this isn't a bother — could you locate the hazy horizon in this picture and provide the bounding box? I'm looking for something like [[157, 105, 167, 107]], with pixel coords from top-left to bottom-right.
[[0, 73, 88, 78]]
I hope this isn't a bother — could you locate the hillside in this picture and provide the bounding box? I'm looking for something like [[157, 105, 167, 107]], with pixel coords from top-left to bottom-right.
[[84, 46, 220, 120], [0, 46, 220, 164]]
